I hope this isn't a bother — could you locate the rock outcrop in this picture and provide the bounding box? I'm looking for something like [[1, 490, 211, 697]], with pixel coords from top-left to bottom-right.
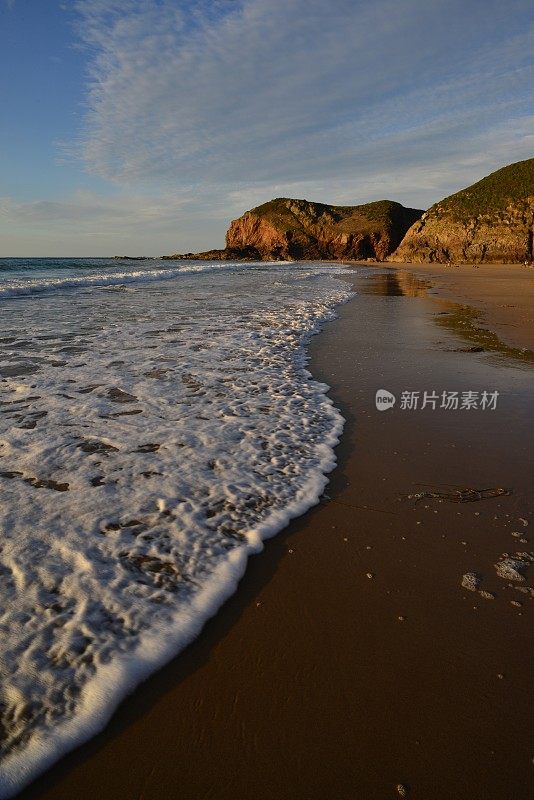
[[390, 159, 534, 264], [164, 198, 423, 261], [225, 198, 423, 261], [161, 248, 254, 261]]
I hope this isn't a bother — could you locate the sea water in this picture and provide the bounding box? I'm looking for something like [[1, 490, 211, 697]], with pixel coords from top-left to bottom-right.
[[0, 258, 353, 796]]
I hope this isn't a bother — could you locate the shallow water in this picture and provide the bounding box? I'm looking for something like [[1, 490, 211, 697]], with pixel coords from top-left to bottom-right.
[[0, 258, 353, 797]]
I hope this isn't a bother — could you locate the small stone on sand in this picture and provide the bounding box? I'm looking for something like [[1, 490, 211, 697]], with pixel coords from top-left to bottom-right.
[[396, 784, 409, 797], [461, 572, 480, 592], [495, 558, 527, 582], [366, 572, 374, 579], [478, 590, 495, 600]]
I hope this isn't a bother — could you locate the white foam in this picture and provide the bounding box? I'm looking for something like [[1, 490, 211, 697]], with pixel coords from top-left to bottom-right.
[[0, 263, 220, 298], [0, 259, 301, 298], [0, 262, 354, 796]]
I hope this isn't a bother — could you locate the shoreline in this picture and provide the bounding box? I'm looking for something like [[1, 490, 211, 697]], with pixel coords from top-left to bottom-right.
[[162, 255, 534, 352], [16, 264, 534, 800]]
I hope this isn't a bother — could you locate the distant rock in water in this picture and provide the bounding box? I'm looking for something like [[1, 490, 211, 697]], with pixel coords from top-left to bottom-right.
[[163, 198, 423, 261], [161, 247, 260, 261], [390, 158, 534, 264]]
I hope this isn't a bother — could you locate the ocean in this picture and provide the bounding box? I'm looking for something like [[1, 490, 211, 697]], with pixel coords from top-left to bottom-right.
[[0, 257, 353, 796]]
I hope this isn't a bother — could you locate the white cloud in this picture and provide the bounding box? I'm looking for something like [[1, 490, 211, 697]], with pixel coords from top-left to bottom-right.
[[0, 189, 230, 256], [1, 191, 181, 226], [72, 0, 534, 201], [4, 0, 533, 255]]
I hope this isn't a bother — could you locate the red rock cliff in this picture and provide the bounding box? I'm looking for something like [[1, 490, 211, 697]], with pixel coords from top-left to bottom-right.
[[224, 198, 423, 261]]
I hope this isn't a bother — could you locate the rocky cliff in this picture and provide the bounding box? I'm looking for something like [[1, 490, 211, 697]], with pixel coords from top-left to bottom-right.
[[164, 198, 423, 261], [390, 159, 534, 264], [224, 198, 423, 261]]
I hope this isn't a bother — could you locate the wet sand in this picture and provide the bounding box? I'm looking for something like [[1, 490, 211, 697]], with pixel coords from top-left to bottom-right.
[[19, 266, 533, 800], [389, 262, 534, 350]]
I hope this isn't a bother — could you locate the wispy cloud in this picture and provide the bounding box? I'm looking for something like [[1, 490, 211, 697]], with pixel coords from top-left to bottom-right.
[[3, 1, 533, 255], [71, 0, 534, 205], [1, 191, 183, 226], [0, 189, 229, 255]]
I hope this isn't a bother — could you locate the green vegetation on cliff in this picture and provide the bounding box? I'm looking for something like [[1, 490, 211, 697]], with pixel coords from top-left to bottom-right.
[[249, 198, 419, 232], [433, 158, 534, 221], [391, 158, 534, 264]]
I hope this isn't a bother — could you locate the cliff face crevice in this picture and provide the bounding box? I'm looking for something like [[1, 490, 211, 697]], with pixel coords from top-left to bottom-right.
[[224, 198, 423, 261], [390, 159, 534, 264]]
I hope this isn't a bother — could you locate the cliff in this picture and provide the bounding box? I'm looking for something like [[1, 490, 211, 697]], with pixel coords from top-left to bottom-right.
[[390, 159, 534, 264], [163, 198, 423, 261], [225, 198, 423, 261]]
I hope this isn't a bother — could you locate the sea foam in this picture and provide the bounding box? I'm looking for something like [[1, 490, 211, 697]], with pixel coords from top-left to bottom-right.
[[0, 260, 291, 298], [0, 261, 353, 796]]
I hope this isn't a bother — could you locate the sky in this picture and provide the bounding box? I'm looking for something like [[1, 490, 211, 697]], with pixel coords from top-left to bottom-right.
[[0, 0, 533, 256]]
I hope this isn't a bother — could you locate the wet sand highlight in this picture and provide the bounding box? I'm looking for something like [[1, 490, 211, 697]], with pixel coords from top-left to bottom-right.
[[388, 262, 534, 351]]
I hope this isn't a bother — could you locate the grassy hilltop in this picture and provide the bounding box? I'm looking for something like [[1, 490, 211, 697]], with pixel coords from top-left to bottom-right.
[[391, 158, 534, 263], [434, 158, 534, 220]]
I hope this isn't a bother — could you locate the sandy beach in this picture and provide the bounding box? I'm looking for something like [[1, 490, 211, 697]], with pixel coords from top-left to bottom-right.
[[392, 262, 534, 351], [18, 263, 533, 800]]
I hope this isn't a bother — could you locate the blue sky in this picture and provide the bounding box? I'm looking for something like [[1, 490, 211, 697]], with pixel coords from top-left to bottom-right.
[[1, 2, 105, 197], [0, 0, 533, 256]]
